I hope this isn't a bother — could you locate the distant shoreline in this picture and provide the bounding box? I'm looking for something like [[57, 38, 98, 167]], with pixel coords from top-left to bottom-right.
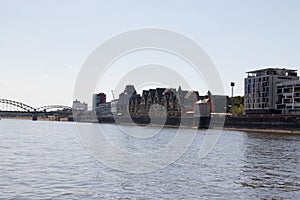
[[0, 116, 69, 121], [112, 122, 300, 134], [2, 116, 300, 135], [223, 127, 300, 135]]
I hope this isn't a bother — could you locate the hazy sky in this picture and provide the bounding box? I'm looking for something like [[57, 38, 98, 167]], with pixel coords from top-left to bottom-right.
[[1, 0, 300, 107]]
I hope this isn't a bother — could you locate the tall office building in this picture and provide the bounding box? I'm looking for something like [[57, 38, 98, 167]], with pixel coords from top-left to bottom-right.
[[92, 93, 106, 111], [244, 68, 298, 114]]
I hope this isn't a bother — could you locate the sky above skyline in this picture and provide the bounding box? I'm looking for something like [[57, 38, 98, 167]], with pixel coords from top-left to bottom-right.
[[1, 0, 300, 107]]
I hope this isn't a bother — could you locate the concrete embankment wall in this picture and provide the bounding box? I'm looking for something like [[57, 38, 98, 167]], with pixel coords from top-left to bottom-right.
[[99, 116, 211, 129], [224, 115, 300, 132], [101, 115, 300, 133]]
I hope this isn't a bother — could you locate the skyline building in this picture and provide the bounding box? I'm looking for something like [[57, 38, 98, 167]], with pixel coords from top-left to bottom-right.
[[72, 99, 88, 111], [92, 93, 106, 111], [244, 68, 299, 114]]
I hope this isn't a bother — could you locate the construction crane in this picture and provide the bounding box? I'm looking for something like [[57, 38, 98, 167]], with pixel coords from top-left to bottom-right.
[[111, 90, 116, 100]]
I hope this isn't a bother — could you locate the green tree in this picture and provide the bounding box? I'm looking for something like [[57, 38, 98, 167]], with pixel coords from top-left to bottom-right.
[[228, 96, 244, 115], [230, 104, 244, 115]]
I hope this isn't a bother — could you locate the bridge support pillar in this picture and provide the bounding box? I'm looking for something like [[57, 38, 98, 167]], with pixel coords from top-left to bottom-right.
[[32, 112, 38, 121]]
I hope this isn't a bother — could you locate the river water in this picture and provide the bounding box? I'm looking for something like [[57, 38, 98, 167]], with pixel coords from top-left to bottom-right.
[[0, 119, 299, 199]]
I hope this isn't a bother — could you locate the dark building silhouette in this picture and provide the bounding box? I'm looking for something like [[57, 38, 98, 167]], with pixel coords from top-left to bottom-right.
[[92, 93, 106, 111], [117, 85, 200, 118]]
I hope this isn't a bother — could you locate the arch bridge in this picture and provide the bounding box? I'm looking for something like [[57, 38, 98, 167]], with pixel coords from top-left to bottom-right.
[[0, 99, 72, 112], [0, 99, 36, 112], [35, 105, 72, 112]]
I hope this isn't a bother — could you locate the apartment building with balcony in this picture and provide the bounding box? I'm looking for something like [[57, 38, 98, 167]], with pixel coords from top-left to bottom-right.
[[276, 80, 300, 114], [244, 68, 299, 114]]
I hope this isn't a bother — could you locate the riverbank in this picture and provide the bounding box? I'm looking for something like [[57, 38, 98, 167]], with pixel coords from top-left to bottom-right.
[[0, 116, 70, 121], [113, 121, 300, 135], [2, 114, 300, 135], [103, 114, 300, 134], [224, 114, 300, 133], [223, 127, 300, 135]]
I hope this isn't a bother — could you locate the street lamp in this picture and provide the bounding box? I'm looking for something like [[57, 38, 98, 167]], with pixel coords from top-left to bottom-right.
[[230, 82, 235, 97]]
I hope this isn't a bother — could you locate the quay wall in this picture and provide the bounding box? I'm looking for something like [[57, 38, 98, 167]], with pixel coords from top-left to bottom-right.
[[224, 115, 300, 131], [99, 116, 212, 129], [98, 114, 300, 132]]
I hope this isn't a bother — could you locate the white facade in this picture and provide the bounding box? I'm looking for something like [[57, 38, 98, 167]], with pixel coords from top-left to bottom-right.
[[111, 100, 118, 115], [194, 100, 210, 117], [72, 99, 88, 111]]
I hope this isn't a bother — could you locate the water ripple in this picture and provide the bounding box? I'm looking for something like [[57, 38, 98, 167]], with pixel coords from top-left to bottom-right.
[[0, 120, 299, 199]]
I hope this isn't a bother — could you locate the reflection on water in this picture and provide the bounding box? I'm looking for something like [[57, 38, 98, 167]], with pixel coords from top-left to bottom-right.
[[0, 119, 299, 199]]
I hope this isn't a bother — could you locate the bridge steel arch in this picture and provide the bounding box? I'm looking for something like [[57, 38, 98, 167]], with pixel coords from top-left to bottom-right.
[[0, 99, 35, 112], [35, 105, 72, 112]]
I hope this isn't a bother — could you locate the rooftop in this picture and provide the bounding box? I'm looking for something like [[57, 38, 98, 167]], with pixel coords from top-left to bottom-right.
[[246, 68, 298, 77], [246, 68, 297, 74]]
